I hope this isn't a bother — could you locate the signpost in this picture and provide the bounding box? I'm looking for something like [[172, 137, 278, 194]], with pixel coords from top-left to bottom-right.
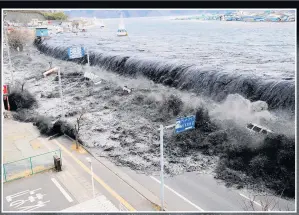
[[67, 46, 91, 67], [158, 115, 196, 211], [175, 115, 196, 134], [68, 46, 100, 85]]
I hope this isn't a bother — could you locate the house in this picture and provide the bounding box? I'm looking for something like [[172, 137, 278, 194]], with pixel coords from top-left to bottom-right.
[[35, 27, 49, 37], [28, 18, 39, 26]]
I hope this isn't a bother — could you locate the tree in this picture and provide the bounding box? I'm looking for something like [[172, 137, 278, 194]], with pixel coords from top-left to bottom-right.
[[74, 108, 86, 149], [241, 188, 293, 211], [72, 21, 80, 30], [42, 12, 68, 20], [16, 67, 28, 92], [7, 28, 35, 52]]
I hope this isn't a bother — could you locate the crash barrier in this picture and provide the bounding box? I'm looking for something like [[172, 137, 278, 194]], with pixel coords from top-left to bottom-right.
[[3, 149, 61, 182]]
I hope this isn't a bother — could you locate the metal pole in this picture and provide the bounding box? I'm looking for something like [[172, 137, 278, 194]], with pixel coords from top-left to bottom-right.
[[57, 68, 64, 119], [90, 162, 96, 198], [30, 157, 33, 174], [160, 124, 164, 211], [3, 164, 7, 182], [3, 15, 15, 86], [87, 50, 90, 66]]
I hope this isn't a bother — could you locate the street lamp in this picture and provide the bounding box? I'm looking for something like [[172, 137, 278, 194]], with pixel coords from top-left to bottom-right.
[[86, 157, 95, 198]]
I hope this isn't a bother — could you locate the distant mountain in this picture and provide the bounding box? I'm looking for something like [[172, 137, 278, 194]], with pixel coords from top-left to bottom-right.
[[64, 10, 237, 19]]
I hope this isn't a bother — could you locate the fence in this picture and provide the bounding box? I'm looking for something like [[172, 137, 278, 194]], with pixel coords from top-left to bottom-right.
[[3, 149, 61, 182]]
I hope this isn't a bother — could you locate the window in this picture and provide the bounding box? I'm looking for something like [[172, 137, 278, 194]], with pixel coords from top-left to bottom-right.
[[247, 123, 254, 129], [252, 126, 262, 133], [261, 129, 268, 134]]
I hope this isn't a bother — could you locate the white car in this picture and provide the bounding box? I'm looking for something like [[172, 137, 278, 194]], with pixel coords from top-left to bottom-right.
[[246, 123, 273, 135]]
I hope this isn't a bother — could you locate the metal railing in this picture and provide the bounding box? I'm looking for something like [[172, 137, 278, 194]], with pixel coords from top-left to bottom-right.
[[3, 149, 61, 182]]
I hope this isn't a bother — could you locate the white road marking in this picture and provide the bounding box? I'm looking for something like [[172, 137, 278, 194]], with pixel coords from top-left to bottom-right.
[[150, 176, 204, 211], [239, 193, 271, 211], [6, 190, 30, 202], [6, 188, 42, 202], [51, 178, 73, 202]]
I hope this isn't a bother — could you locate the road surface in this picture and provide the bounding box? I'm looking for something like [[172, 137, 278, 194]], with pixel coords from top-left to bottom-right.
[[3, 119, 295, 212], [3, 172, 76, 212]]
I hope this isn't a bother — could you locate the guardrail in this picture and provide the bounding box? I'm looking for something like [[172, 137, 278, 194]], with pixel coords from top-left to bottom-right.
[[3, 149, 61, 182]]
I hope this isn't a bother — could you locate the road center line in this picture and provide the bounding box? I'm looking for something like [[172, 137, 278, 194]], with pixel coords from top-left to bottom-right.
[[51, 177, 74, 203], [150, 176, 204, 211], [53, 139, 136, 211]]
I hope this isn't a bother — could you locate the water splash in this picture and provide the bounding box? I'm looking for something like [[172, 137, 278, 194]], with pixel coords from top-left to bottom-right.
[[34, 41, 295, 114]]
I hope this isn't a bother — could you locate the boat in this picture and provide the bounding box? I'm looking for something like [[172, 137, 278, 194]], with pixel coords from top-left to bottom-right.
[[117, 13, 128, 36]]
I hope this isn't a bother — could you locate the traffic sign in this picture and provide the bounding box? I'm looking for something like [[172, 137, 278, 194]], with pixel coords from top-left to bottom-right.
[[158, 114, 196, 210], [67, 47, 85, 59], [3, 85, 9, 96], [175, 115, 196, 133]]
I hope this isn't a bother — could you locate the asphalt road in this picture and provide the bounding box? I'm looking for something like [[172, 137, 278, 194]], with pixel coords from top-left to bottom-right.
[[3, 172, 76, 212], [160, 172, 295, 211], [5, 132, 293, 212], [123, 170, 295, 212], [108, 158, 296, 212], [53, 136, 156, 211], [55, 135, 295, 212]]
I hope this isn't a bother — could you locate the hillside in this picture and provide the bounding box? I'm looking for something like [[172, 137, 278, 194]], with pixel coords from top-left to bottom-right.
[[64, 10, 235, 18], [4, 10, 68, 23], [5, 10, 46, 23]]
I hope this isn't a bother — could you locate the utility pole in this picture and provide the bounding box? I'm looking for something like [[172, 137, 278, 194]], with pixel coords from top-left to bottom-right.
[[3, 12, 15, 86], [87, 50, 90, 66], [57, 67, 65, 119], [158, 123, 176, 211], [159, 124, 165, 211], [158, 116, 195, 211], [86, 157, 96, 198]]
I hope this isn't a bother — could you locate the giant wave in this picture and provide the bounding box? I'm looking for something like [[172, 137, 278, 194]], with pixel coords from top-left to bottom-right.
[[34, 39, 295, 114]]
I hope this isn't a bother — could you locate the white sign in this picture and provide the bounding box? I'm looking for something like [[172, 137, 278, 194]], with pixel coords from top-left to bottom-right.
[[67, 47, 85, 59], [84, 71, 101, 85], [6, 188, 50, 211], [84, 71, 98, 80]]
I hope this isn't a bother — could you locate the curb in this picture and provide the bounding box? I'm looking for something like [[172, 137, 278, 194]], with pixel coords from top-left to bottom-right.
[[62, 134, 167, 211]]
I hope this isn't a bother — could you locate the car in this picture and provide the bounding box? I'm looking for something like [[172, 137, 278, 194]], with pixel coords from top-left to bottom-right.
[[246, 123, 273, 135]]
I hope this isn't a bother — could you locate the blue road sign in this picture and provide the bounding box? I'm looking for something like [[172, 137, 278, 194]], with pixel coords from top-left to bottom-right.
[[67, 47, 85, 59], [175, 115, 196, 134]]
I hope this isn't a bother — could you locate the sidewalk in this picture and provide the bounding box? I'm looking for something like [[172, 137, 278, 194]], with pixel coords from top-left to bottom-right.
[[52, 136, 156, 211], [3, 119, 49, 163], [61, 195, 119, 212], [3, 119, 156, 212]]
